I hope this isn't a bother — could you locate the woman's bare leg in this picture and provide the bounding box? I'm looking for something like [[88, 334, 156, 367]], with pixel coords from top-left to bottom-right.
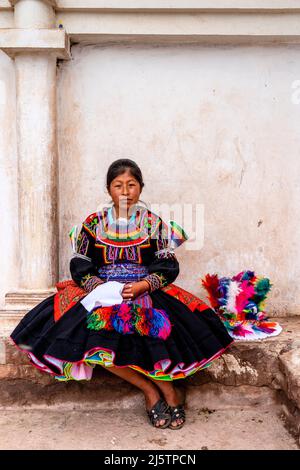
[[101, 365, 167, 426]]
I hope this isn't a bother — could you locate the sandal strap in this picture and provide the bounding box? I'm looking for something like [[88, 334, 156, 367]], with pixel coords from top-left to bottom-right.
[[169, 404, 186, 421], [147, 399, 171, 425]]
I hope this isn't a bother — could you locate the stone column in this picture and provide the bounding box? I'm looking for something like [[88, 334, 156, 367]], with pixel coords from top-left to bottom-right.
[[15, 49, 58, 290], [0, 0, 70, 308]]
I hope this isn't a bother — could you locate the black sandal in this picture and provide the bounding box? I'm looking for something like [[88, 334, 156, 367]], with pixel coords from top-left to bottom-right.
[[147, 398, 171, 429], [168, 404, 186, 430]]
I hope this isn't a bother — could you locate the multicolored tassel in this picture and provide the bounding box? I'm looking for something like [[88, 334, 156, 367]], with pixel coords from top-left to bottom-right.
[[201, 270, 282, 340], [86, 302, 171, 340]]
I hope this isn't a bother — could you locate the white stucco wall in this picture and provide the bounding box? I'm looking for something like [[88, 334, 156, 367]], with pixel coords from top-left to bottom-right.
[[1, 42, 299, 315], [0, 49, 18, 309], [57, 43, 300, 316]]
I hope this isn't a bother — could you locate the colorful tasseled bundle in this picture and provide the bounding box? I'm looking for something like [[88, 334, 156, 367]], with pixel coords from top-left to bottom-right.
[[201, 270, 282, 340], [86, 303, 172, 340]]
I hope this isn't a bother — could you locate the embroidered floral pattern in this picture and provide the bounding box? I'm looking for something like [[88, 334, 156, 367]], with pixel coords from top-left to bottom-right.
[[80, 274, 104, 293]]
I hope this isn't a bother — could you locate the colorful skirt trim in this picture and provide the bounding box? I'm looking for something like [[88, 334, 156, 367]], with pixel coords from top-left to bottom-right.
[[10, 336, 232, 382]]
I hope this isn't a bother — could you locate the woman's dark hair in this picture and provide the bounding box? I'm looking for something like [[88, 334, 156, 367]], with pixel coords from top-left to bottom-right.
[[106, 159, 145, 191]]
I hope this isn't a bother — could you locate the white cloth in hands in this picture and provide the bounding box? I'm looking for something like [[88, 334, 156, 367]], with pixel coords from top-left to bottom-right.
[[80, 281, 125, 312]]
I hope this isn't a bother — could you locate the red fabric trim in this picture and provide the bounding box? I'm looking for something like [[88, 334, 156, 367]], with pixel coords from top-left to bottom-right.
[[162, 283, 211, 312], [53, 280, 86, 322]]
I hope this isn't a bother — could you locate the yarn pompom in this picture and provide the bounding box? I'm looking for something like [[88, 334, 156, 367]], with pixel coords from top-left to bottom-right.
[[86, 302, 171, 340]]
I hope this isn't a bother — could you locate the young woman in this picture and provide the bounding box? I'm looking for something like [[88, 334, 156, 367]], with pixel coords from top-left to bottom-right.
[[10, 158, 234, 430]]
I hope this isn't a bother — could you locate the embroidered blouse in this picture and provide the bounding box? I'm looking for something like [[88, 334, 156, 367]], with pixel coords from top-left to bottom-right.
[[69, 204, 182, 293]]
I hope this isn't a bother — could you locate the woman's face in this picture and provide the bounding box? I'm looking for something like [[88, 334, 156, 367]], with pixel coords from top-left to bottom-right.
[[108, 169, 142, 212]]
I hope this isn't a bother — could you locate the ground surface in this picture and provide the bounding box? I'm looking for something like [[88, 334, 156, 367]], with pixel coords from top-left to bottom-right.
[[0, 405, 298, 450]]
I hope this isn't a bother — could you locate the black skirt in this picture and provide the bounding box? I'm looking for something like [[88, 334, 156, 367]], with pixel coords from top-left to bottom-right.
[[10, 288, 234, 382]]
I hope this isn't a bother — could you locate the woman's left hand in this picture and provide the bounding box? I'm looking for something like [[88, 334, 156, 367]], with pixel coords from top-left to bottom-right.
[[121, 281, 149, 301]]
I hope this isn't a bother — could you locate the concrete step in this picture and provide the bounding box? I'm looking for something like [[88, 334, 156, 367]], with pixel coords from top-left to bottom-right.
[[0, 402, 298, 450]]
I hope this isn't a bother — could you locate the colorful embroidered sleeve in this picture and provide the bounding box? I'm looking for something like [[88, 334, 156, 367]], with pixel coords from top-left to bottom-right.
[[69, 213, 104, 293], [143, 218, 180, 292]]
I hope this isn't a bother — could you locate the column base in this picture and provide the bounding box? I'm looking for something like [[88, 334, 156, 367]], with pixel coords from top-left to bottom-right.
[[5, 289, 56, 311]]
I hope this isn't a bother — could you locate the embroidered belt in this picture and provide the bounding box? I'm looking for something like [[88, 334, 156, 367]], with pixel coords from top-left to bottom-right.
[[98, 262, 149, 283], [98, 262, 152, 308]]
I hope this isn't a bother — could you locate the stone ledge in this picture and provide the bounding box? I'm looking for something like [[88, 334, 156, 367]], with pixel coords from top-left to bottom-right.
[[1, 316, 299, 381], [279, 349, 300, 405], [49, 0, 300, 13], [59, 14, 300, 45], [4, 1, 300, 13], [2, 2, 300, 46], [278, 349, 300, 438], [0, 28, 71, 59], [188, 317, 300, 388], [0, 379, 278, 411]]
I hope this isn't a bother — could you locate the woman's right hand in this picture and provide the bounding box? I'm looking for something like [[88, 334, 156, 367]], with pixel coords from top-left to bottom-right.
[[121, 281, 150, 301]]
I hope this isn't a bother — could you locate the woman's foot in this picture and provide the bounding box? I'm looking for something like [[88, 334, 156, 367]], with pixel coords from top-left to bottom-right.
[[145, 389, 170, 428], [163, 387, 186, 428], [168, 403, 186, 430]]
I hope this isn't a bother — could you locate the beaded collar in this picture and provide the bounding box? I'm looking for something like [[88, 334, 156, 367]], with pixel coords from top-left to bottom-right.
[[95, 204, 160, 247]]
